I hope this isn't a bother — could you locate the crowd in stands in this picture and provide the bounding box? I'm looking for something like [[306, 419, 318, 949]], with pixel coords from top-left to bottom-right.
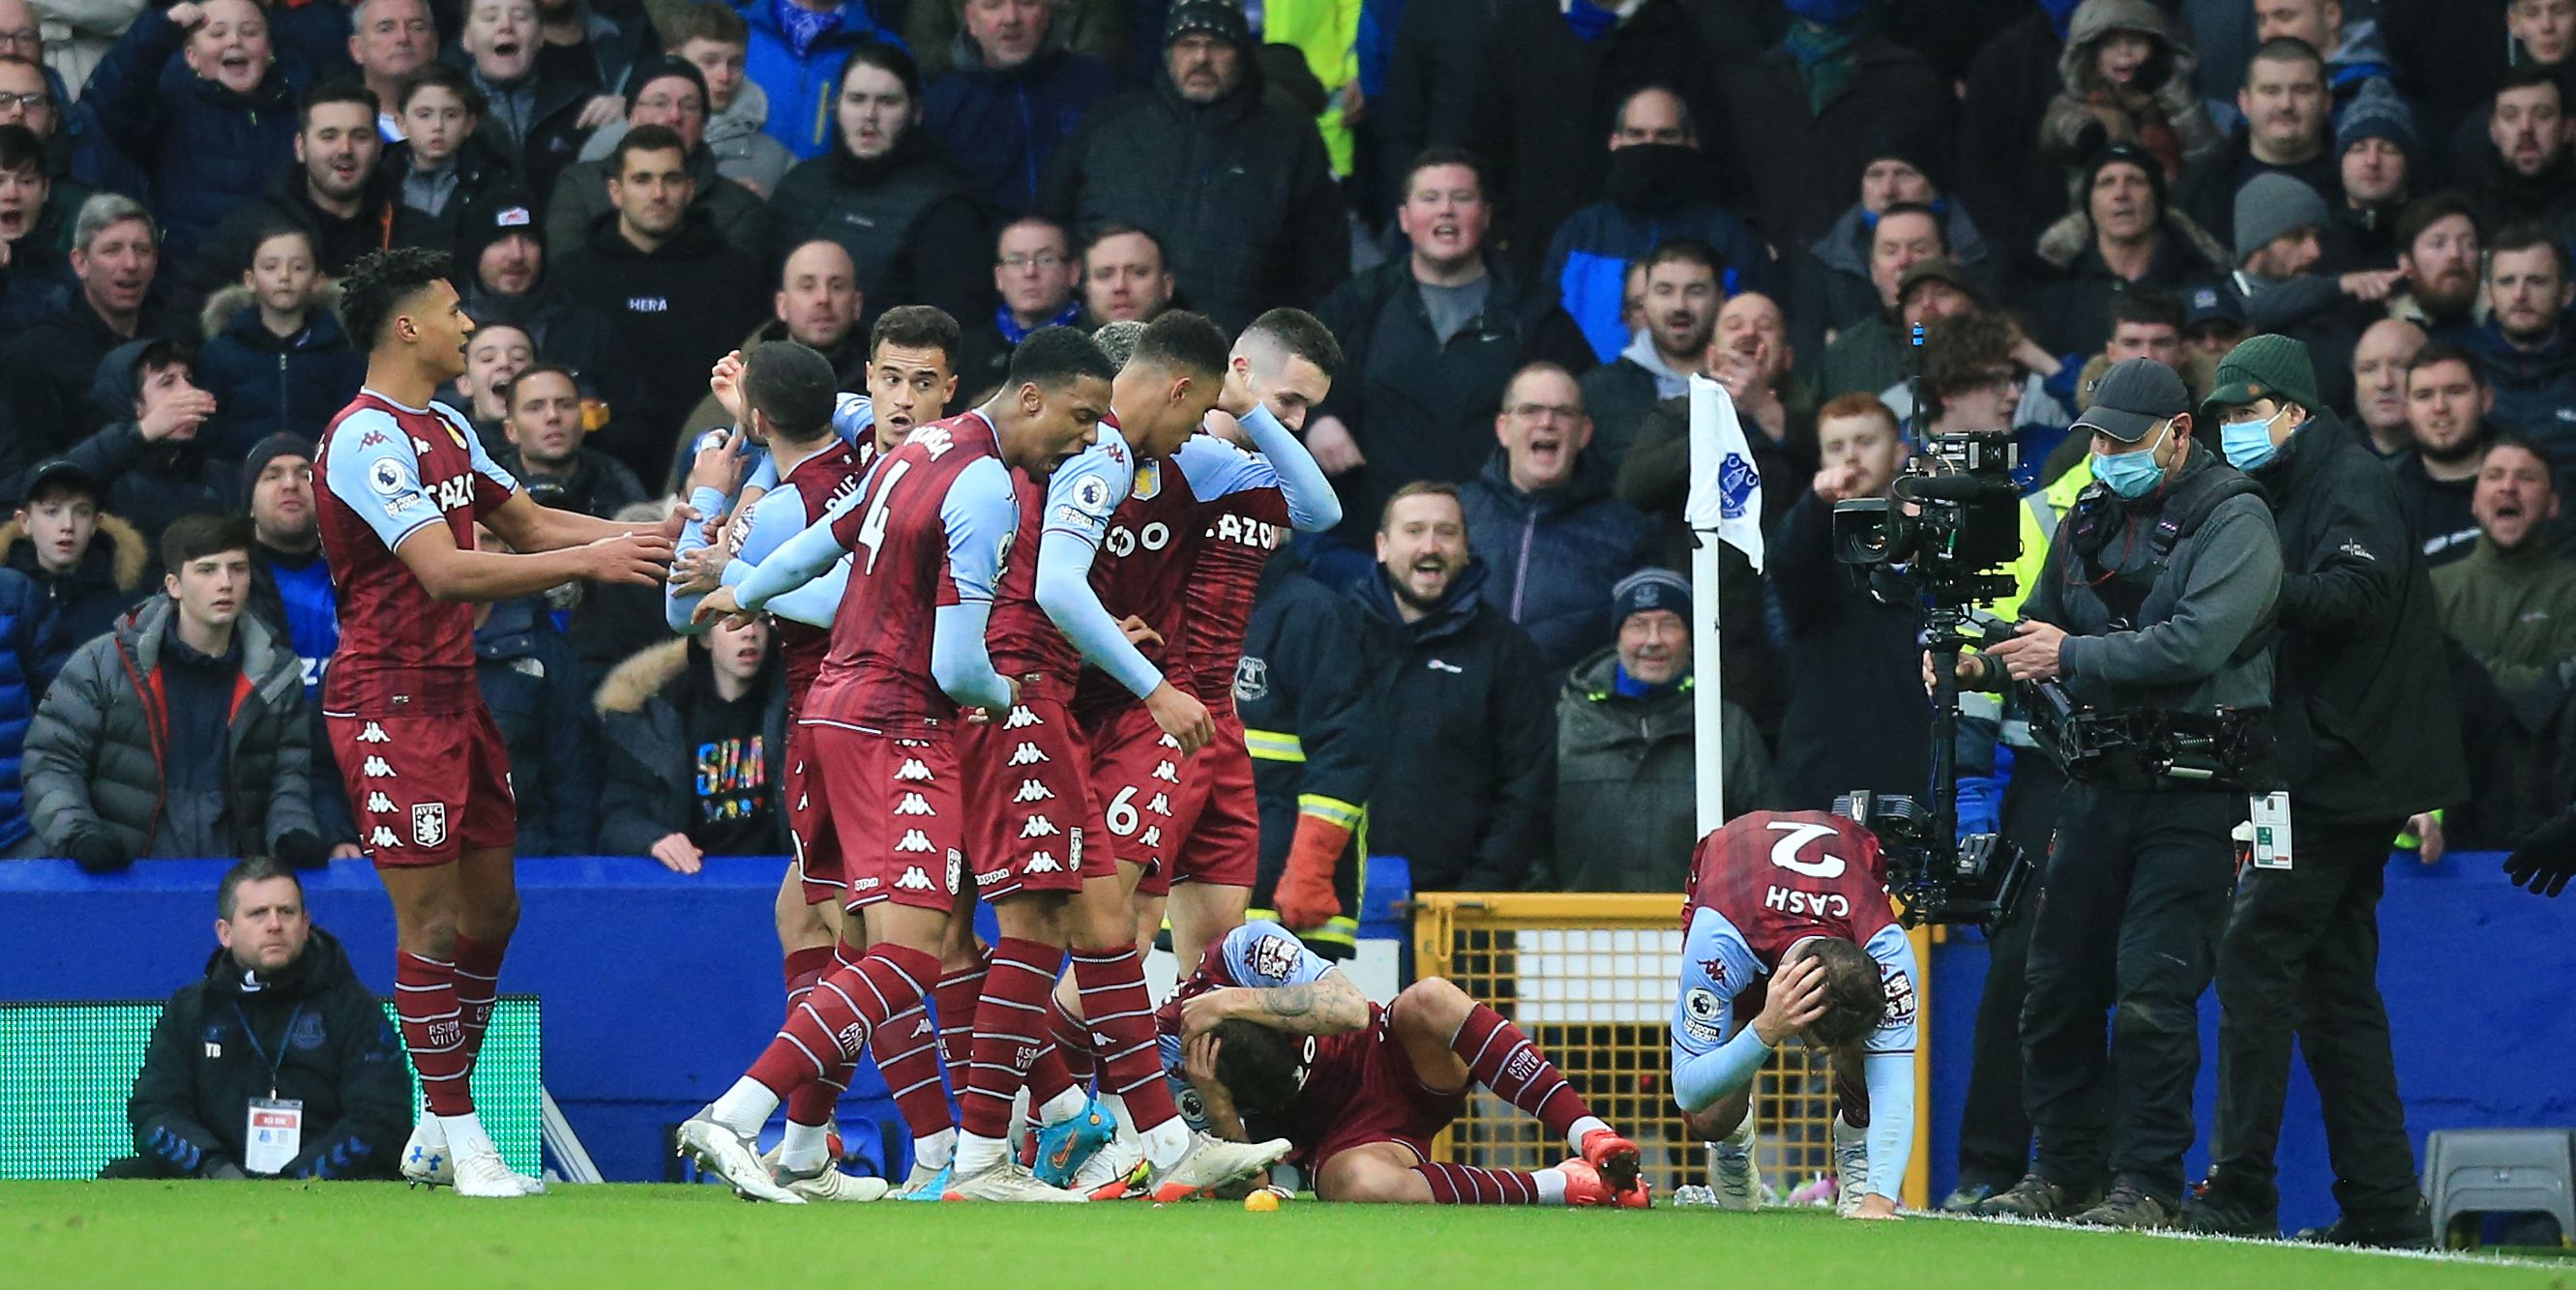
[[7, 0, 2576, 892]]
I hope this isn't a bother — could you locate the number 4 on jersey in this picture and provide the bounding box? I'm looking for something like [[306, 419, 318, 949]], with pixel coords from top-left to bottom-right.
[[854, 459, 915, 573]]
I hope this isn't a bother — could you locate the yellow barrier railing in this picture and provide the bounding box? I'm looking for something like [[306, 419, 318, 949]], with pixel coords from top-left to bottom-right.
[[1411, 893, 1932, 1208]]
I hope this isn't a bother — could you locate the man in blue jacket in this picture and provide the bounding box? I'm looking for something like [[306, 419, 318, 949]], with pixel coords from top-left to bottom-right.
[[737, 0, 897, 161], [920, 0, 1110, 214]]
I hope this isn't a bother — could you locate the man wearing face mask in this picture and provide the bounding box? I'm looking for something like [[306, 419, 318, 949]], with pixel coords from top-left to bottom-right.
[[1958, 357, 2284, 1229], [2182, 334, 2463, 1247]]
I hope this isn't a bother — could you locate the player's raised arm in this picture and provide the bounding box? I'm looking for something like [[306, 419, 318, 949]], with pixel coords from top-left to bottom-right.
[[927, 456, 1017, 714], [1174, 921, 1370, 1039], [700, 487, 864, 626], [1669, 907, 1814, 1115]]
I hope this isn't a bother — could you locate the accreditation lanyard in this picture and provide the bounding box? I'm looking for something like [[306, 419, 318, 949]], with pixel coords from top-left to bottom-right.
[[233, 998, 308, 1176], [231, 1000, 306, 1100]]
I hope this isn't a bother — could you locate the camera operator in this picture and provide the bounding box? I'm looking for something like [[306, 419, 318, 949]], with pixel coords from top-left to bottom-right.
[[1953, 357, 2284, 1229], [2185, 335, 2464, 1247]]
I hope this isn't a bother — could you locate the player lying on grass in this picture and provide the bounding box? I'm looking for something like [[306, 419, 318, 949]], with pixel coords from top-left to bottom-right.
[[1140, 921, 1648, 1206], [1669, 808, 1919, 1220]]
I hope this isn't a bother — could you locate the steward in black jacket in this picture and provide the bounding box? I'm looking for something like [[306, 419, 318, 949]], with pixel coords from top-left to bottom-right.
[[115, 925, 408, 1180], [1348, 558, 1554, 893], [1237, 552, 1377, 956]]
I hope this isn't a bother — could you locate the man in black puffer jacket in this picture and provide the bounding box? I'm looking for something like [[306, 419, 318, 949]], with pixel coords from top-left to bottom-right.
[[108, 859, 409, 1181], [2185, 335, 2466, 1249], [1040, 0, 1345, 333]]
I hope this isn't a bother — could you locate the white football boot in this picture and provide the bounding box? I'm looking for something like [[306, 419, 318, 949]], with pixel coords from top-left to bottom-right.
[[400, 1119, 454, 1188], [1142, 1132, 1292, 1202], [1831, 1115, 1870, 1218], [677, 1111, 805, 1204], [943, 1159, 1091, 1202], [1707, 1116, 1764, 1212]]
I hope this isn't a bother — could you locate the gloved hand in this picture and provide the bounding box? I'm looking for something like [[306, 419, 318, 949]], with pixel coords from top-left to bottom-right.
[[272, 830, 328, 869], [2503, 810, 2576, 897], [59, 827, 132, 872], [1275, 814, 1349, 931]]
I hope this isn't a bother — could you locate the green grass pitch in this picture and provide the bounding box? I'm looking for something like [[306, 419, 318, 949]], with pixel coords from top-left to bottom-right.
[[0, 1182, 2563, 1289]]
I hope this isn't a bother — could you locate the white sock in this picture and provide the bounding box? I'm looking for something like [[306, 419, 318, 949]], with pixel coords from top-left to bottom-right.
[[412, 1117, 448, 1146], [1038, 1087, 1090, 1127], [707, 1078, 779, 1136], [954, 1131, 1009, 1176], [437, 1112, 495, 1160], [1138, 1115, 1191, 1170], [913, 1128, 956, 1171], [779, 1120, 831, 1173], [1534, 1166, 1570, 1205], [1565, 1115, 1611, 1154]]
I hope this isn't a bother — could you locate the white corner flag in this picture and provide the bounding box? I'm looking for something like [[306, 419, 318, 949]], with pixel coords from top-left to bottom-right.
[[1683, 373, 1764, 573]]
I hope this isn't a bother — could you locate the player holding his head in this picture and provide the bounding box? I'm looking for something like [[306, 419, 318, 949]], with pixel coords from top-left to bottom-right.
[[674, 326, 1112, 1203], [1668, 807, 1920, 1219], [1163, 920, 1648, 1206], [314, 247, 679, 1197]]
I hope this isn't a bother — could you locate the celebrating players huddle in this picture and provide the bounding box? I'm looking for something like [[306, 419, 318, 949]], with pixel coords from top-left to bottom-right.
[[314, 246, 1912, 1214]]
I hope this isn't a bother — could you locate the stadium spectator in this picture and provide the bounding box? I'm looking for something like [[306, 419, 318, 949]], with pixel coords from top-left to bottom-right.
[[1542, 84, 1771, 364], [1548, 569, 1772, 891], [533, 0, 654, 111], [1459, 363, 1652, 678], [237, 435, 338, 695], [1307, 148, 1589, 583], [473, 591, 598, 857], [0, 560, 44, 852], [2210, 173, 2387, 411], [2037, 0, 2221, 186], [2347, 317, 2425, 459], [2027, 142, 2228, 364], [382, 65, 520, 261], [592, 617, 785, 871], [106, 859, 408, 1180], [80, 0, 302, 274], [919, 0, 1111, 214], [452, 320, 535, 449], [2459, 68, 2576, 234], [2461, 226, 2576, 475], [21, 513, 323, 868], [1719, 0, 1952, 256], [187, 80, 407, 317], [1466, 0, 1725, 275], [1617, 289, 1815, 558], [1817, 252, 1978, 402], [1348, 482, 1553, 893], [1768, 394, 1930, 811], [739, 0, 898, 161], [2175, 38, 2339, 249], [682, 239, 868, 434], [195, 225, 367, 461], [1579, 241, 1719, 465], [1953, 0, 2071, 263], [0, 194, 184, 473], [2332, 80, 2419, 267], [2190, 333, 2461, 1247], [1818, 199, 1950, 384], [2433, 437, 2576, 846], [64, 340, 236, 553], [0, 42, 91, 213], [1078, 223, 1172, 328], [449, 0, 593, 190], [547, 53, 772, 265], [958, 214, 1079, 398], [0, 458, 146, 679], [2395, 342, 2499, 566], [552, 124, 767, 484], [1792, 141, 1992, 368], [903, 0, 1124, 81], [581, 4, 791, 198], [344, 0, 432, 138], [1234, 546, 1377, 953], [0, 122, 72, 344], [2036, 291, 2206, 485], [495, 363, 649, 517], [769, 41, 992, 333], [452, 192, 621, 390], [1913, 311, 2070, 483], [1041, 0, 1344, 332], [2386, 194, 2483, 337]]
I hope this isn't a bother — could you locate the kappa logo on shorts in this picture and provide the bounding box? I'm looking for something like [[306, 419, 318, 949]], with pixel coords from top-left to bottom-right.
[[1140, 826, 1163, 849], [895, 829, 935, 853], [910, 1017, 934, 1039], [1013, 778, 1055, 804], [853, 876, 881, 892], [1157, 734, 1179, 750], [1004, 706, 1041, 729], [975, 866, 1012, 888], [896, 758, 933, 781], [1008, 743, 1049, 766], [366, 791, 395, 813], [1147, 793, 1171, 816], [370, 826, 400, 848], [1151, 761, 1179, 783], [797, 794, 809, 810], [357, 722, 391, 744], [895, 866, 934, 891], [1020, 814, 1061, 838], [362, 755, 396, 777], [412, 803, 447, 847], [894, 792, 935, 816], [1502, 1048, 1544, 1084]]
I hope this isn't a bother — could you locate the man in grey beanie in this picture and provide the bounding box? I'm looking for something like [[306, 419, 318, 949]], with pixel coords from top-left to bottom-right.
[[2216, 173, 2395, 410]]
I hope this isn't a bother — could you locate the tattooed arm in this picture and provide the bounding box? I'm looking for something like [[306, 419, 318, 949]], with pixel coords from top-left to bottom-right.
[[1177, 971, 1371, 1039]]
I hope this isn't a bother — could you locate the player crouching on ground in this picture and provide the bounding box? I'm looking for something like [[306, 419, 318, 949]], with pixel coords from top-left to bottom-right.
[[1159, 920, 1648, 1206], [1669, 808, 1918, 1220]]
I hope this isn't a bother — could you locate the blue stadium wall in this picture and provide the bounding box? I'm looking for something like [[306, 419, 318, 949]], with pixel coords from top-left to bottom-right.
[[4, 853, 2569, 1228]]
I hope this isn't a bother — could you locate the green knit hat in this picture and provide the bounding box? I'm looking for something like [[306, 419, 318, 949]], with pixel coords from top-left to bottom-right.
[[2204, 334, 2321, 415]]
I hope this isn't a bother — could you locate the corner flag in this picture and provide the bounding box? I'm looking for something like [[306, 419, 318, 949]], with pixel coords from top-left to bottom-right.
[[1682, 374, 1764, 573]]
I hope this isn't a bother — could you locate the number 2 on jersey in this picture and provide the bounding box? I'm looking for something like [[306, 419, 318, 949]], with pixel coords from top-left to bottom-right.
[[1765, 821, 1848, 879], [853, 459, 916, 574]]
